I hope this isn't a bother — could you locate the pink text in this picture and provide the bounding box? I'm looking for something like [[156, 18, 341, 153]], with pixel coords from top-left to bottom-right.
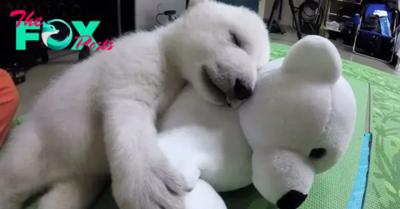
[[10, 10, 43, 27], [75, 35, 114, 51]]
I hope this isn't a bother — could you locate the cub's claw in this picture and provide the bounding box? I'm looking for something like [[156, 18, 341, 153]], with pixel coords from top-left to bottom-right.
[[113, 156, 191, 209]]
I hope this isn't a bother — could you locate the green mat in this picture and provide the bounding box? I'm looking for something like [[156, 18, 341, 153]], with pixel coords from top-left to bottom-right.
[[364, 86, 400, 209], [6, 43, 400, 209]]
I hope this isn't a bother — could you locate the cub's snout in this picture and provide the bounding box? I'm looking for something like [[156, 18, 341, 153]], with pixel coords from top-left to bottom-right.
[[234, 78, 253, 100], [202, 59, 255, 106]]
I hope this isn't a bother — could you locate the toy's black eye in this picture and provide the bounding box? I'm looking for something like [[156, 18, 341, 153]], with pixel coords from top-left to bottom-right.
[[309, 148, 326, 159], [230, 32, 242, 48]]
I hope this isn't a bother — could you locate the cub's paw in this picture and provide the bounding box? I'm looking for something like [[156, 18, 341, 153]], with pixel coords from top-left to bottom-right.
[[113, 158, 192, 209]]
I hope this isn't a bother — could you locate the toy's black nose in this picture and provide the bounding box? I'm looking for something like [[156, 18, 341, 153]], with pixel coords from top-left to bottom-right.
[[276, 190, 308, 209], [234, 78, 252, 100]]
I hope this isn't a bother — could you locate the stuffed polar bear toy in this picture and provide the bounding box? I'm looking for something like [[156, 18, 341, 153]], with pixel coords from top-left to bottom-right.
[[156, 35, 357, 209]]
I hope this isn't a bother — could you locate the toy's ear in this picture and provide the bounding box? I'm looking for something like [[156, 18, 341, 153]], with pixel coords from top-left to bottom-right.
[[281, 35, 342, 84], [188, 0, 212, 8]]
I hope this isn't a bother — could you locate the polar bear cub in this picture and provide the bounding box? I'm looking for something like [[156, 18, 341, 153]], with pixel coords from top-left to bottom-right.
[[0, 0, 270, 209]]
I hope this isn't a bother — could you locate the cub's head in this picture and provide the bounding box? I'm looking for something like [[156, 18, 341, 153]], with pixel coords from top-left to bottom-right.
[[164, 0, 270, 107]]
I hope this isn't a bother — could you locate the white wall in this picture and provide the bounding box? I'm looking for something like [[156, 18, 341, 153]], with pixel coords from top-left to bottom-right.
[[264, 0, 304, 26], [135, 0, 186, 31]]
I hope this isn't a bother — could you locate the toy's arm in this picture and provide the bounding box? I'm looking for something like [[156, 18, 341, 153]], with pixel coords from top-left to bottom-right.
[[185, 179, 227, 209], [157, 128, 202, 188]]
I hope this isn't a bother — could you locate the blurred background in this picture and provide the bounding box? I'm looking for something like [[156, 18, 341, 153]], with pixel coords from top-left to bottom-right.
[[1, 0, 399, 117]]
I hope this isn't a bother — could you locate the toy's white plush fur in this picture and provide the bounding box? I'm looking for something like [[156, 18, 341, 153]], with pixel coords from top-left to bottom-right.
[[156, 35, 357, 209], [0, 1, 270, 209]]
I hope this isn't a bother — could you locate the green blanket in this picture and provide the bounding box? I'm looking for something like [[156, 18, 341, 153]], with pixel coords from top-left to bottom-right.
[[6, 43, 400, 209]]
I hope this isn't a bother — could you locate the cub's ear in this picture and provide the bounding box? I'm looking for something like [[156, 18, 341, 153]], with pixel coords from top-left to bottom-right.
[[188, 0, 212, 8], [281, 35, 342, 84]]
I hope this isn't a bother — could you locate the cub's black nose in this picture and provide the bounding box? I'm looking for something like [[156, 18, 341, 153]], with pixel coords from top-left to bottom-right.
[[234, 78, 252, 100], [276, 190, 308, 209]]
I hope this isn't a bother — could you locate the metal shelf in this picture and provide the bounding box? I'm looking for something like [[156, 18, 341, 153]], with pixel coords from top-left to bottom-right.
[[334, 0, 363, 5], [329, 12, 352, 19]]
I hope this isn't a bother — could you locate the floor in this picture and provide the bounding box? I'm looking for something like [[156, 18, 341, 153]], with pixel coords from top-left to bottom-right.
[[14, 30, 400, 117]]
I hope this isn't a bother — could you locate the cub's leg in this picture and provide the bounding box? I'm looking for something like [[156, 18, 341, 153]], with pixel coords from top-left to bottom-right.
[[0, 123, 51, 209], [103, 101, 189, 209], [37, 176, 107, 209]]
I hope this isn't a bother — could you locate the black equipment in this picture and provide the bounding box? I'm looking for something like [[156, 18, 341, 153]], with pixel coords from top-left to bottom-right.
[[268, 0, 302, 39]]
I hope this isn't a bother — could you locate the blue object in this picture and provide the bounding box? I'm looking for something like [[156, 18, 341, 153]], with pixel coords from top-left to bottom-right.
[[360, 3, 394, 37], [364, 4, 393, 24], [379, 16, 390, 37], [347, 132, 372, 209], [353, 3, 397, 62], [354, 14, 361, 25]]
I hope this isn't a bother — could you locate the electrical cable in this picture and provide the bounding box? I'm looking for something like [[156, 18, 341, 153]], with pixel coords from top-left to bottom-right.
[[156, 3, 164, 24], [157, 3, 162, 14], [155, 13, 164, 25], [155, 3, 178, 25]]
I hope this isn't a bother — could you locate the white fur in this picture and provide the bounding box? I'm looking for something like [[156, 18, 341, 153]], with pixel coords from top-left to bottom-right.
[[155, 35, 356, 209], [0, 0, 270, 209]]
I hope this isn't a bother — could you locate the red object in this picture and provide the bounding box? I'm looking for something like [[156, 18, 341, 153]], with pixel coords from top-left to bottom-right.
[[0, 69, 20, 147]]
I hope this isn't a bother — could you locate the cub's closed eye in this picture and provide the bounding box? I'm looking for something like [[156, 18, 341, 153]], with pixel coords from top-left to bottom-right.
[[309, 148, 326, 159], [230, 32, 242, 48]]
